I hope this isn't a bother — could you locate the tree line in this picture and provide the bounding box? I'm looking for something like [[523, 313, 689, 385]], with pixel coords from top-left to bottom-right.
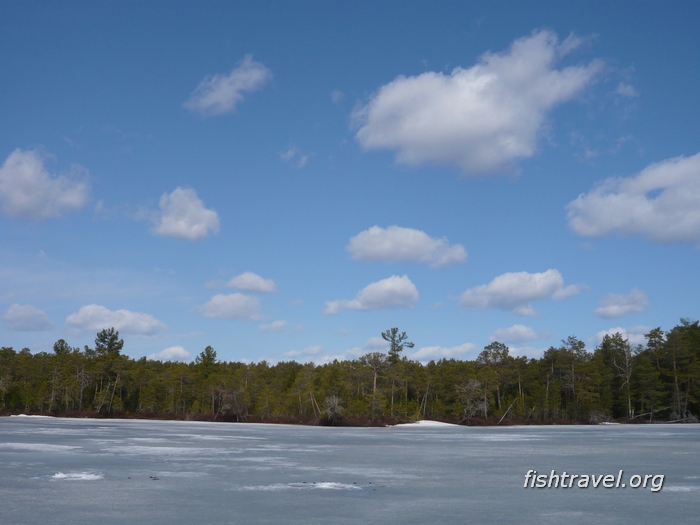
[[1, 321, 698, 425]]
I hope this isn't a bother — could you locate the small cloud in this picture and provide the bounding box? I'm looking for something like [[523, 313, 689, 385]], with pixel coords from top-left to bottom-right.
[[280, 146, 297, 162], [151, 187, 219, 241], [507, 345, 550, 359], [347, 225, 467, 267], [148, 346, 191, 362], [615, 82, 638, 98], [0, 149, 89, 220], [197, 293, 261, 320], [284, 344, 325, 359], [460, 269, 580, 315], [63, 136, 79, 148], [66, 304, 165, 335], [595, 325, 651, 347], [284, 337, 389, 364], [325, 275, 418, 314], [409, 343, 477, 362], [227, 272, 276, 293], [290, 299, 304, 308], [280, 145, 312, 168], [595, 289, 649, 318], [490, 324, 549, 344], [331, 90, 344, 103], [3, 304, 53, 331], [184, 55, 271, 116], [259, 320, 287, 333]]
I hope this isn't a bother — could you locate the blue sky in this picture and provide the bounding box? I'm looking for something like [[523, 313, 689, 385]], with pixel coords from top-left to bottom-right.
[[1, 1, 699, 364]]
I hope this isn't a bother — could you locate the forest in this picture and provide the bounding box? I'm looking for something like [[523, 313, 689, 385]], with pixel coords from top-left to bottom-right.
[[1, 321, 698, 426]]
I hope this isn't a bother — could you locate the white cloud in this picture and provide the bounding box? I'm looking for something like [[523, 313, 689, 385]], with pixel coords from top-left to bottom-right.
[[353, 31, 601, 174], [259, 320, 287, 333], [409, 343, 477, 362], [284, 345, 325, 359], [567, 153, 700, 243], [615, 82, 638, 98], [227, 272, 276, 293], [0, 149, 89, 220], [284, 337, 389, 364], [198, 293, 261, 320], [325, 275, 418, 314], [595, 325, 651, 347], [595, 289, 649, 318], [280, 146, 311, 168], [152, 187, 219, 241], [347, 225, 467, 267], [460, 269, 580, 315], [489, 324, 548, 344], [148, 346, 191, 362], [184, 55, 271, 116], [3, 304, 53, 331], [66, 304, 165, 335]]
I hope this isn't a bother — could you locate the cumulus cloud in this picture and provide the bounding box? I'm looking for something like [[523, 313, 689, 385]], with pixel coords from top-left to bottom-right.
[[259, 320, 287, 333], [409, 343, 476, 362], [489, 324, 548, 344], [66, 304, 165, 335], [148, 346, 191, 362], [595, 289, 649, 318], [198, 293, 261, 320], [595, 325, 651, 347], [567, 153, 700, 243], [151, 187, 219, 241], [347, 225, 467, 267], [184, 55, 271, 116], [227, 272, 276, 293], [324, 275, 418, 314], [0, 149, 89, 220], [3, 304, 53, 331], [460, 269, 580, 315], [353, 30, 601, 174]]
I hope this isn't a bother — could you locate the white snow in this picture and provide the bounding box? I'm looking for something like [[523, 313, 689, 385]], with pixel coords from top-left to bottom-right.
[[392, 420, 459, 428], [51, 471, 104, 481], [235, 482, 362, 491]]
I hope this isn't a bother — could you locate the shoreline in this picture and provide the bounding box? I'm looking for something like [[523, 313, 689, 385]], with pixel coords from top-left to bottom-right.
[[3, 411, 694, 427]]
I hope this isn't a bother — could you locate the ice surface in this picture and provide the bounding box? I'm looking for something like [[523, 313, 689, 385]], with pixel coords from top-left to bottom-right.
[[0, 417, 698, 525]]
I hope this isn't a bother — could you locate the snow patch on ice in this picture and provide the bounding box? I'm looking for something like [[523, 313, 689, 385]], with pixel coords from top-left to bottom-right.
[[52, 471, 103, 481], [393, 420, 459, 428], [235, 482, 362, 492]]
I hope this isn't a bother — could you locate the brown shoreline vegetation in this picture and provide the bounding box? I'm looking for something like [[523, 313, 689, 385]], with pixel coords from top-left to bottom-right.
[[1, 320, 698, 427]]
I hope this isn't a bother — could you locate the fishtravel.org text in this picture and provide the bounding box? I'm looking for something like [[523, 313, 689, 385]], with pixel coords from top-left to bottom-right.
[[524, 470, 664, 492]]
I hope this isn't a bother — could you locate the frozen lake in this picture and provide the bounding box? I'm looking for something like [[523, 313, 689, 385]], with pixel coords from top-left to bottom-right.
[[0, 417, 698, 524]]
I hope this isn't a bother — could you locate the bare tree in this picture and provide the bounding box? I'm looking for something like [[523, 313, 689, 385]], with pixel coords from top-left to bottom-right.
[[359, 352, 388, 414], [456, 378, 489, 423], [323, 395, 343, 425]]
